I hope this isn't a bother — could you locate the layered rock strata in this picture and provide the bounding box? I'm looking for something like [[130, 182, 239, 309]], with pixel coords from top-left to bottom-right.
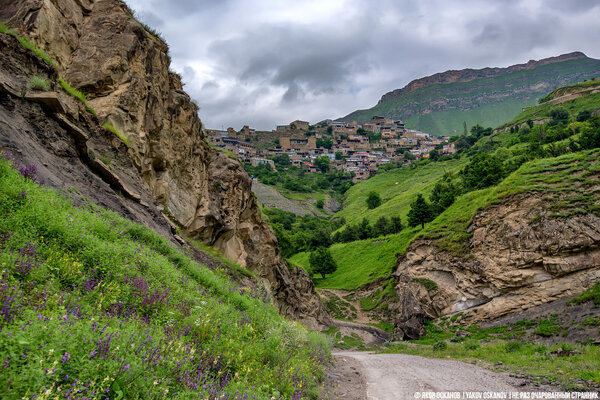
[[393, 194, 600, 339]]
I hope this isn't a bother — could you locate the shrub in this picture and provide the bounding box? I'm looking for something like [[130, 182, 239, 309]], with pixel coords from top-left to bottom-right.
[[432, 341, 447, 351], [504, 341, 522, 353], [316, 199, 324, 209], [535, 319, 561, 337], [366, 191, 381, 209]]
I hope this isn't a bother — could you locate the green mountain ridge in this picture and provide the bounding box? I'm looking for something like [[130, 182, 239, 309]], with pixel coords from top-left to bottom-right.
[[341, 52, 600, 135]]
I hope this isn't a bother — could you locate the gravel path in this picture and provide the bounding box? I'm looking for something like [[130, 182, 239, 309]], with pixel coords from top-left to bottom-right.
[[332, 352, 557, 400]]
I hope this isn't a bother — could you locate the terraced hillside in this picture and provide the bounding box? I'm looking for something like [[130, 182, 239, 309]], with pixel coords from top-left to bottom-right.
[[341, 52, 600, 135]]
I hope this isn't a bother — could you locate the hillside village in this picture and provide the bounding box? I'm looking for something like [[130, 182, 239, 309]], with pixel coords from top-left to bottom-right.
[[207, 116, 455, 182]]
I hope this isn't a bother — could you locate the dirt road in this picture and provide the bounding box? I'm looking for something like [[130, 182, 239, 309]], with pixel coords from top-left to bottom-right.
[[331, 352, 554, 400]]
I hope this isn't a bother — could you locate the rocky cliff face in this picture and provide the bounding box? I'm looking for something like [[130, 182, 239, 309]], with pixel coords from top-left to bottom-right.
[[0, 0, 330, 328], [392, 194, 600, 340]]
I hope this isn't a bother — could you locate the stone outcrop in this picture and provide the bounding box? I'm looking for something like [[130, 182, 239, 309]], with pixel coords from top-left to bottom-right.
[[0, 0, 330, 328], [392, 194, 600, 339]]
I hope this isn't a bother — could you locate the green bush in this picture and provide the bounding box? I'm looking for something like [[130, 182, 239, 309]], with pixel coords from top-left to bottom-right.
[[504, 341, 522, 353], [432, 341, 448, 351], [534, 319, 561, 337]]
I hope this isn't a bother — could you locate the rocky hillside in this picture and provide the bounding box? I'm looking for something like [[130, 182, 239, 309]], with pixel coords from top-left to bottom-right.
[[393, 150, 600, 340], [0, 0, 329, 328], [341, 52, 600, 135]]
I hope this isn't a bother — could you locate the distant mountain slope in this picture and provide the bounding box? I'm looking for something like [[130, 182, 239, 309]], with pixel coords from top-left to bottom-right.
[[341, 52, 600, 135]]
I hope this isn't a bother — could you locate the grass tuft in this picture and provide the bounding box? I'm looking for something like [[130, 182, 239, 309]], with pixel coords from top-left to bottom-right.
[[101, 122, 130, 147], [26, 75, 50, 91], [58, 78, 97, 116]]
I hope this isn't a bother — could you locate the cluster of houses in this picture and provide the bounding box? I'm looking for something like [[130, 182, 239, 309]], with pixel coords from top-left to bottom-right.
[[207, 116, 455, 182]]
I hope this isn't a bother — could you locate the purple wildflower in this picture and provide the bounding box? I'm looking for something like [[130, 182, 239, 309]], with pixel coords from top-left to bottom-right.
[[61, 352, 70, 362]]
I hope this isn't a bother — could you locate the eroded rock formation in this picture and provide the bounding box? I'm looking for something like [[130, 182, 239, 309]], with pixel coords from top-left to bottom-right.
[[392, 194, 600, 339], [0, 0, 330, 328]]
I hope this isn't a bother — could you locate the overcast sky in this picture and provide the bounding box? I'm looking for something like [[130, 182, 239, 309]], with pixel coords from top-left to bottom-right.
[[126, 0, 600, 131]]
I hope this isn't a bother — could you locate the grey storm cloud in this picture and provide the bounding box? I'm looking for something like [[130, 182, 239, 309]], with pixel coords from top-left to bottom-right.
[[207, 23, 374, 91], [125, 0, 600, 130]]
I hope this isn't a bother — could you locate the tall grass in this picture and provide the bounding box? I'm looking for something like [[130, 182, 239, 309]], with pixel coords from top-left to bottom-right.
[[0, 154, 330, 399]]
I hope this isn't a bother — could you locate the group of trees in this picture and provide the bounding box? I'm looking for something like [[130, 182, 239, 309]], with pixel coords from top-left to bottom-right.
[[331, 216, 403, 243], [265, 208, 345, 258], [244, 162, 353, 195]]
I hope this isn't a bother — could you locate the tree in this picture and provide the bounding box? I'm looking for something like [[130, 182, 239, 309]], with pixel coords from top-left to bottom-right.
[[576, 110, 591, 122], [403, 151, 416, 161], [357, 218, 372, 240], [316, 138, 333, 149], [314, 156, 330, 173], [461, 153, 504, 190], [335, 151, 344, 160], [316, 199, 324, 209], [270, 153, 289, 169], [579, 116, 600, 149], [327, 126, 333, 134], [374, 216, 390, 236], [366, 191, 382, 209], [390, 216, 403, 233], [549, 108, 569, 125], [429, 149, 440, 161], [309, 247, 337, 279], [407, 194, 434, 229], [429, 180, 457, 215]]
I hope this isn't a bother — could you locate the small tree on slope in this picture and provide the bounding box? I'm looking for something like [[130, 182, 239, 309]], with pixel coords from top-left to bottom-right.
[[408, 194, 434, 229], [309, 247, 337, 279]]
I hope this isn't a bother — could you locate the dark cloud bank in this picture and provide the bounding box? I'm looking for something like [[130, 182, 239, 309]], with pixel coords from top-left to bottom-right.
[[127, 0, 600, 130]]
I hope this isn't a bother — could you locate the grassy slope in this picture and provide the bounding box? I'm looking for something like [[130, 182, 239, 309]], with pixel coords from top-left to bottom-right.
[[418, 149, 600, 255], [344, 57, 600, 135], [290, 228, 418, 290], [502, 88, 600, 128], [292, 149, 599, 290], [0, 156, 329, 400], [334, 158, 467, 226]]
